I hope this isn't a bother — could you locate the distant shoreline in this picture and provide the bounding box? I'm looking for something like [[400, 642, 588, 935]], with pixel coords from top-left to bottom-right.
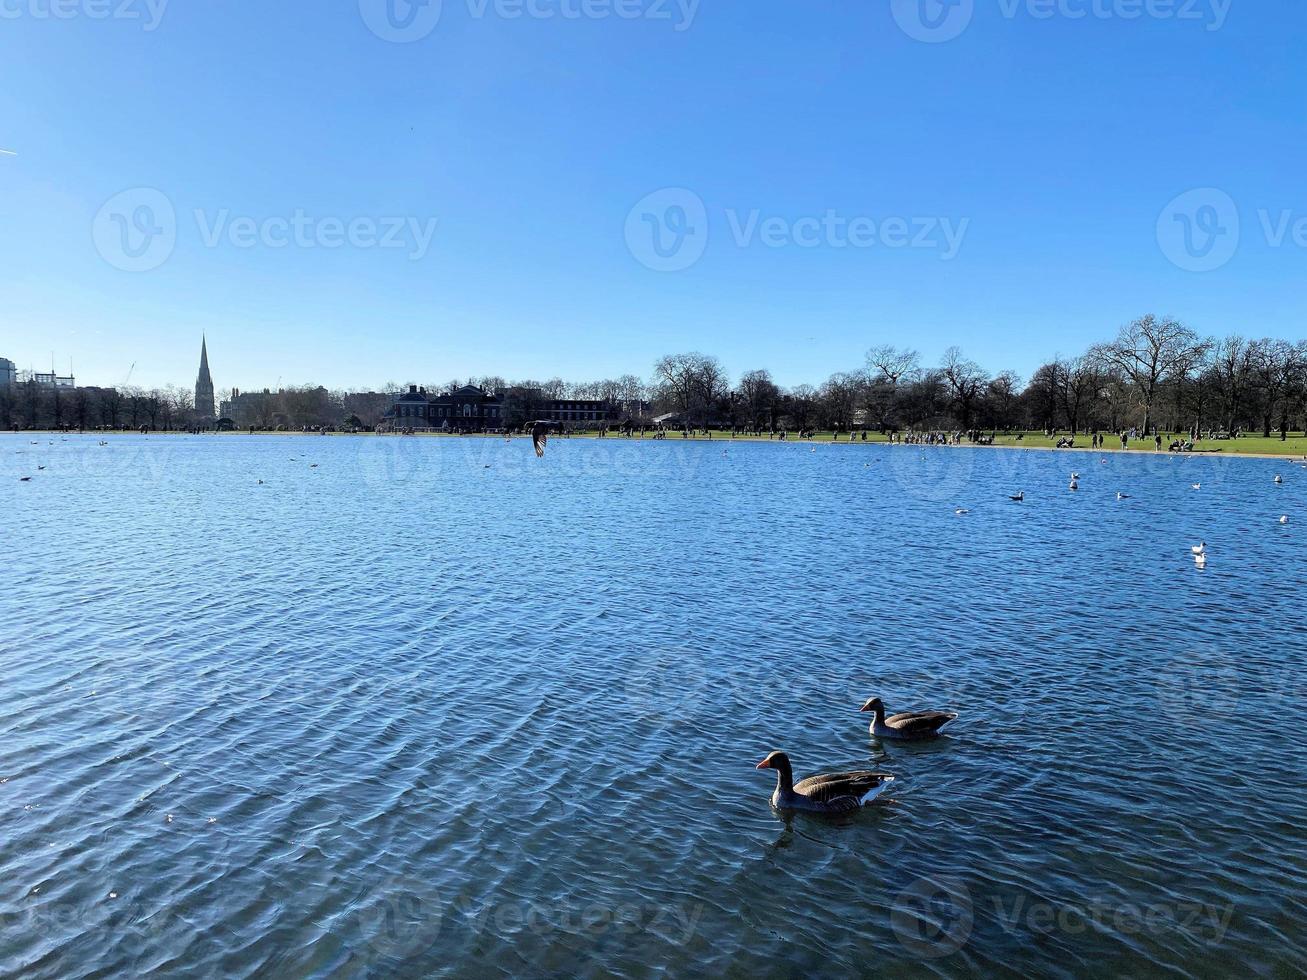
[[10, 428, 1307, 462]]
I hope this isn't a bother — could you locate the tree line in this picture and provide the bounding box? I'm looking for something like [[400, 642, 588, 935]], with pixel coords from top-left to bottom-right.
[[4, 315, 1305, 436], [642, 316, 1307, 439]]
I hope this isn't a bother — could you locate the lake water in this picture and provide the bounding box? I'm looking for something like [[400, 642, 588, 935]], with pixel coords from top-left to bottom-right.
[[2, 432, 1305, 977]]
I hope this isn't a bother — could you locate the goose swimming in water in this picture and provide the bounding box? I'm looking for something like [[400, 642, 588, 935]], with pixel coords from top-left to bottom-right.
[[755, 751, 894, 813], [861, 697, 958, 740]]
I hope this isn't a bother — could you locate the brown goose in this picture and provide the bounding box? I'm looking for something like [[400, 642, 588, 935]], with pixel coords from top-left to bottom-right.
[[755, 751, 894, 813], [861, 697, 957, 740], [528, 420, 559, 458]]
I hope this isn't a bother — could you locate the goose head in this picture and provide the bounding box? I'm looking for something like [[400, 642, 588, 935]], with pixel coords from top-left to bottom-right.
[[859, 696, 886, 719], [755, 751, 791, 772]]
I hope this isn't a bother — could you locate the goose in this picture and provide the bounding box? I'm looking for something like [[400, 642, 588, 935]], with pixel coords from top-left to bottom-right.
[[1191, 542, 1206, 556], [861, 697, 958, 740], [1009, 491, 1025, 502], [528, 420, 559, 458], [755, 751, 893, 813]]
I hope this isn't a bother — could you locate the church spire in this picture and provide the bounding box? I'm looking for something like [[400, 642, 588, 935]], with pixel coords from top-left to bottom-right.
[[195, 335, 215, 420]]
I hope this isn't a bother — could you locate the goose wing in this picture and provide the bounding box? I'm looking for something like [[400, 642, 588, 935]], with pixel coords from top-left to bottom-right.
[[530, 421, 550, 457], [885, 710, 958, 734], [793, 770, 893, 804]]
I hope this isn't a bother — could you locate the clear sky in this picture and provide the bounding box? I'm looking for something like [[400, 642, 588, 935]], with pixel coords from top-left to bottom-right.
[[2, 0, 1303, 394]]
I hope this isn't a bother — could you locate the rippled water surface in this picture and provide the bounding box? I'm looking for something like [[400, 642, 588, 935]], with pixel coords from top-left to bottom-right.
[[3, 433, 1306, 978]]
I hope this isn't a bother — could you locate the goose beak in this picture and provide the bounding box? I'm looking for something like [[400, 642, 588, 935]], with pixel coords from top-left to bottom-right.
[[755, 759, 770, 770]]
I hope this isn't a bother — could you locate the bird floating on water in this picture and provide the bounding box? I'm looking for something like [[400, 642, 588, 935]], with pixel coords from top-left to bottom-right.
[[861, 697, 958, 740], [955, 507, 969, 515], [1280, 516, 1289, 524], [1191, 484, 1202, 490], [1117, 492, 1131, 500], [1191, 542, 1206, 556], [755, 751, 894, 814], [1009, 491, 1025, 502], [18, 476, 31, 482], [1274, 475, 1284, 484]]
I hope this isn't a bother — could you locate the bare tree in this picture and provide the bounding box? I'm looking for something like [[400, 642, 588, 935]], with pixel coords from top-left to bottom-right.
[[737, 369, 780, 429], [1089, 314, 1210, 434], [940, 347, 989, 430], [866, 345, 920, 385]]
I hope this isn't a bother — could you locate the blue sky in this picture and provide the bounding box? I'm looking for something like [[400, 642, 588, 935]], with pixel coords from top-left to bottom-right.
[[2, 0, 1304, 394]]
